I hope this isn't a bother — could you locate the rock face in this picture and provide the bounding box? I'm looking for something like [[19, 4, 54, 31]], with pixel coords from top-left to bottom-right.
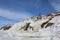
[[0, 24, 13, 30]]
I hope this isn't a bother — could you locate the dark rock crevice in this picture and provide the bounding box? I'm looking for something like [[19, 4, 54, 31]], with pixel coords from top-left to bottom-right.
[[0, 24, 13, 30], [20, 23, 33, 31], [45, 23, 54, 28], [41, 17, 54, 28]]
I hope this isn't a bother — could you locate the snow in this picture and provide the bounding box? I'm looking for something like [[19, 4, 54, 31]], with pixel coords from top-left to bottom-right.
[[0, 27, 60, 40], [0, 14, 60, 40], [0, 30, 23, 40], [49, 16, 60, 23]]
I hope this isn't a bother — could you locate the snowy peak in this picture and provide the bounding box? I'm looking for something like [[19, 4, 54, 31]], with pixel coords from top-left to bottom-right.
[[0, 12, 60, 31], [1, 12, 60, 32], [0, 12, 60, 40], [7, 12, 60, 33]]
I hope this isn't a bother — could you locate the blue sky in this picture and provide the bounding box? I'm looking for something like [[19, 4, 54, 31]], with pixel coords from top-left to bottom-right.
[[0, 0, 60, 27]]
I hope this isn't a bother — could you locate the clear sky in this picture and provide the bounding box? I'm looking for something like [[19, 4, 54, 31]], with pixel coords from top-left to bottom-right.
[[0, 0, 60, 27]]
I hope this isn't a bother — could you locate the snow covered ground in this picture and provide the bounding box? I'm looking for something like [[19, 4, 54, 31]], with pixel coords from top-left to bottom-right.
[[0, 27, 60, 40]]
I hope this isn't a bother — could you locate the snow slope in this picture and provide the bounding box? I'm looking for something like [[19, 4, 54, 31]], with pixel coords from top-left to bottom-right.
[[0, 12, 60, 40]]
